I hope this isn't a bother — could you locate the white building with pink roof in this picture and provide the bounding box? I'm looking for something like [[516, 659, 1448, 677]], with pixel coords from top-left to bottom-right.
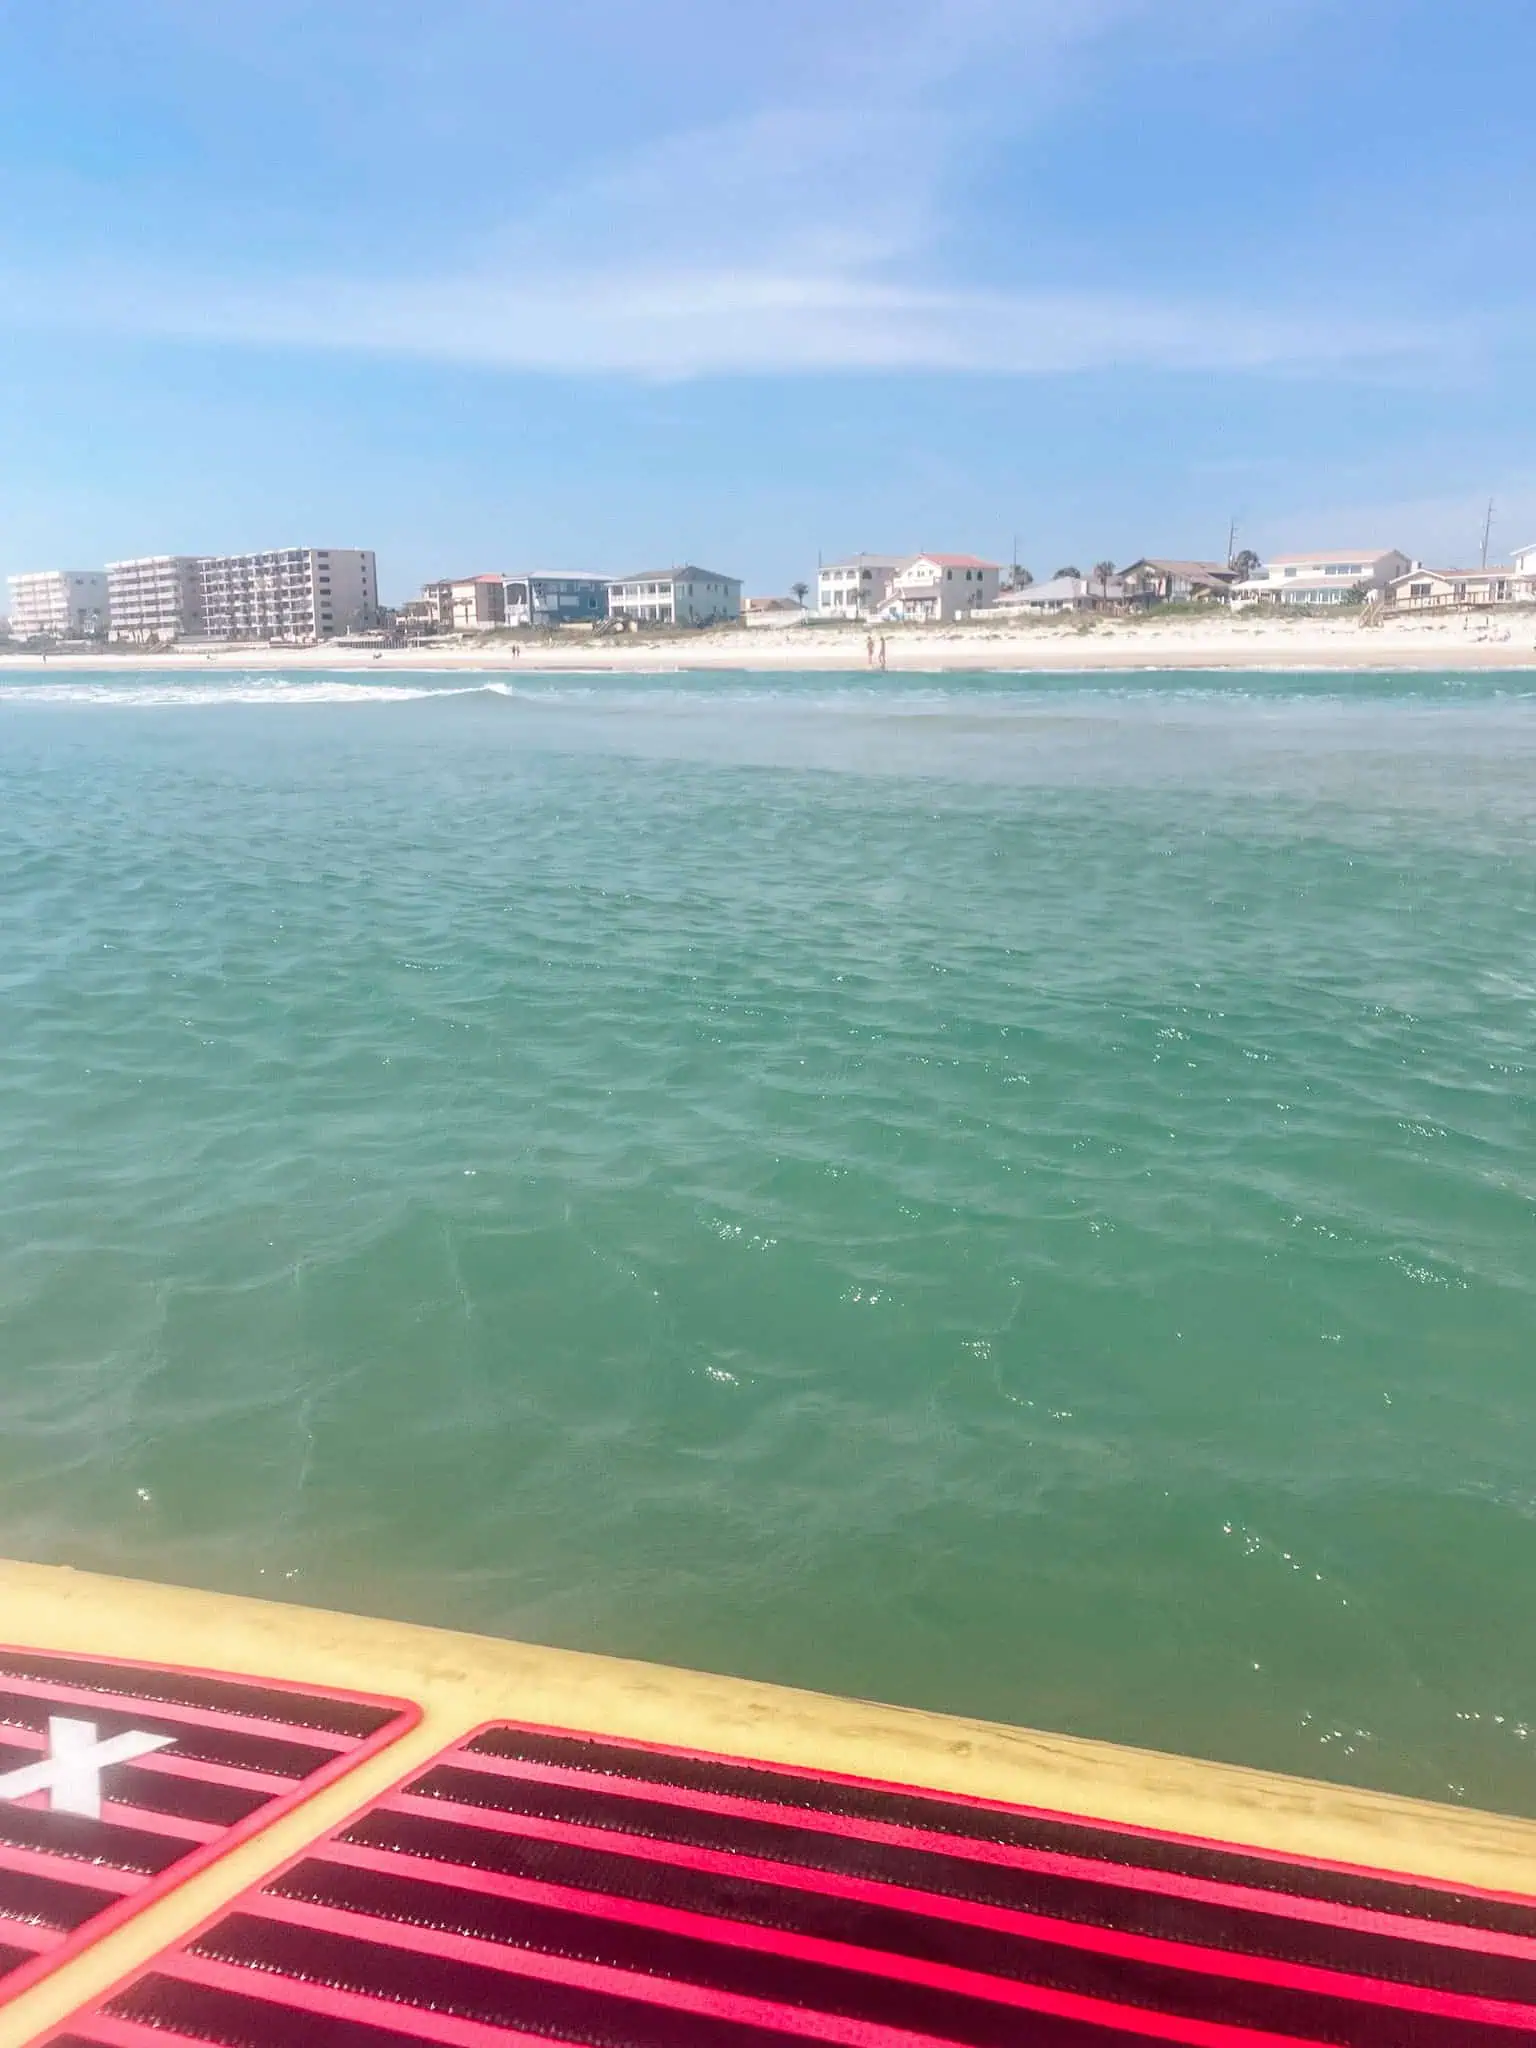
[[873, 553, 1001, 622]]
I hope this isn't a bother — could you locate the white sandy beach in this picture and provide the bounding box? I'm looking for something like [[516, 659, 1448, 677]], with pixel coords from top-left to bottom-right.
[[6, 609, 1535, 673]]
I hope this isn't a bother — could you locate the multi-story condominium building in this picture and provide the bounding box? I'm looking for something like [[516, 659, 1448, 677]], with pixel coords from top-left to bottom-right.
[[501, 572, 609, 629], [873, 553, 1000, 623], [608, 566, 742, 626], [6, 569, 108, 637], [1232, 549, 1409, 605], [199, 548, 378, 641], [816, 555, 908, 619], [107, 556, 205, 642], [422, 575, 506, 632]]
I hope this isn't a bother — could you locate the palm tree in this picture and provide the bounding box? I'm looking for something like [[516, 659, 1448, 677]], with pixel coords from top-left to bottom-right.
[[1230, 548, 1260, 580], [1053, 565, 1082, 581], [1093, 559, 1116, 602], [791, 580, 809, 609]]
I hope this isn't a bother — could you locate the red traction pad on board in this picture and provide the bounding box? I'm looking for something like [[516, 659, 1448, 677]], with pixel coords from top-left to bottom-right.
[[38, 1719, 1536, 2048], [0, 1646, 416, 2005]]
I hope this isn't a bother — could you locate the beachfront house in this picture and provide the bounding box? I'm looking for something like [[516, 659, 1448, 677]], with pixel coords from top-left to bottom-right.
[[1118, 559, 1236, 606], [744, 596, 808, 629], [872, 554, 1001, 623], [422, 575, 507, 633], [607, 567, 742, 627], [394, 597, 442, 640], [993, 572, 1128, 615], [1385, 564, 1536, 611], [993, 574, 1089, 615], [1232, 550, 1409, 606], [502, 572, 609, 630], [1510, 544, 1536, 576], [816, 555, 907, 619], [6, 568, 108, 638]]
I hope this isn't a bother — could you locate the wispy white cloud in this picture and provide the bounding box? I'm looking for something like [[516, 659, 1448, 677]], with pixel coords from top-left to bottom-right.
[[23, 264, 1449, 380], [483, 0, 1145, 274], [0, 0, 1450, 382]]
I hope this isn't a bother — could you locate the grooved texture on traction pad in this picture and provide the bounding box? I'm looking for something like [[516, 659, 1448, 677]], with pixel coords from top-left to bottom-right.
[[0, 1647, 416, 2005], [43, 1720, 1536, 2047]]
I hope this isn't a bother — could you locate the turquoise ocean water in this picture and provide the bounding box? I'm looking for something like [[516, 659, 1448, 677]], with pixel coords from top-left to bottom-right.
[[1, 666, 1533, 1813]]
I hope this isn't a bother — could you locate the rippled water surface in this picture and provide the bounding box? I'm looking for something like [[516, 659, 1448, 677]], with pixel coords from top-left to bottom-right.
[[2, 667, 1533, 1812]]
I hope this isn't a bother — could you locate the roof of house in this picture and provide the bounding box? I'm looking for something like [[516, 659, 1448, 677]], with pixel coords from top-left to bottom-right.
[[906, 553, 1000, 569], [612, 565, 741, 584], [1390, 566, 1516, 581], [820, 554, 909, 571], [1262, 550, 1402, 566], [502, 570, 611, 582], [1121, 559, 1235, 581]]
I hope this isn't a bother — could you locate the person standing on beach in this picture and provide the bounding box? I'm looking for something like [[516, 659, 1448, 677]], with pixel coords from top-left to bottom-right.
[[865, 633, 875, 666], [878, 636, 888, 670]]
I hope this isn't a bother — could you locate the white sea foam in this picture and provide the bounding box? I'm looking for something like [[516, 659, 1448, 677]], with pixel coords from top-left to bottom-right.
[[0, 677, 482, 708], [1, 669, 1533, 721]]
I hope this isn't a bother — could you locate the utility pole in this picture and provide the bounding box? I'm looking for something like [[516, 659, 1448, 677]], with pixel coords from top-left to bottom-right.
[[1480, 498, 1494, 570]]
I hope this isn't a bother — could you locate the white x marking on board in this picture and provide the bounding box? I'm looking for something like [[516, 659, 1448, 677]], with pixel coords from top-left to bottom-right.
[[0, 1716, 175, 1819]]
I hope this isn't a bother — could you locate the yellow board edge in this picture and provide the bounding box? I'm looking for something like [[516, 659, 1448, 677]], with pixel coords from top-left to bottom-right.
[[0, 1555, 1533, 2045]]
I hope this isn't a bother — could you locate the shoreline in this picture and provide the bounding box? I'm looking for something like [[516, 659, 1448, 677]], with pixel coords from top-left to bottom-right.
[[4, 612, 1536, 675]]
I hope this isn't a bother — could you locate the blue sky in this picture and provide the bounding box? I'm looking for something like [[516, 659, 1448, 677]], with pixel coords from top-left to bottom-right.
[[2, 0, 1534, 600]]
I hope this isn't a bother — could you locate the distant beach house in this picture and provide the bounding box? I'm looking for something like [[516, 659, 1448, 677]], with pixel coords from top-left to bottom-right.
[[743, 596, 807, 630], [1233, 550, 1409, 606], [424, 575, 507, 632], [993, 572, 1126, 614], [873, 554, 1001, 623], [993, 574, 1089, 615], [1386, 564, 1536, 610], [1510, 543, 1536, 576], [816, 555, 907, 619], [608, 567, 742, 627], [394, 597, 442, 640], [502, 573, 609, 629], [1118, 560, 1236, 606]]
